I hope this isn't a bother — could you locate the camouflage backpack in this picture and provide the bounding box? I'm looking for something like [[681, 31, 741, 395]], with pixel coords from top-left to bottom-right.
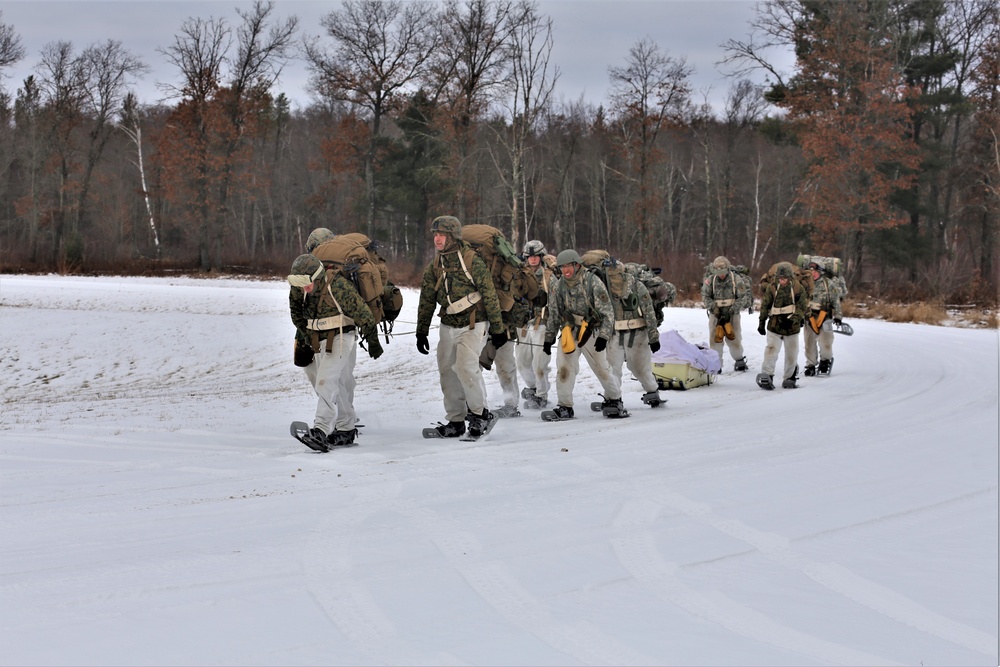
[[624, 262, 676, 324], [797, 253, 848, 298], [338, 232, 404, 327], [759, 261, 814, 298]]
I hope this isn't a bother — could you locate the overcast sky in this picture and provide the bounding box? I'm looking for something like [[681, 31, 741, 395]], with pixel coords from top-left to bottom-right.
[[0, 0, 795, 113]]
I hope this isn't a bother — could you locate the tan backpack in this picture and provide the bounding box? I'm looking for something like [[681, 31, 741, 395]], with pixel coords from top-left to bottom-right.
[[312, 236, 386, 323], [460, 224, 532, 312]]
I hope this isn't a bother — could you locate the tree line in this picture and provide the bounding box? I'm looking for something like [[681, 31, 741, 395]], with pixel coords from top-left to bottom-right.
[[0, 0, 996, 302]]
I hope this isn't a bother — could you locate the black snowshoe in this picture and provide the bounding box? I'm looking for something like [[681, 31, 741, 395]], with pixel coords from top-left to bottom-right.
[[803, 364, 816, 377], [600, 397, 629, 419], [817, 358, 833, 376], [462, 409, 497, 441], [541, 405, 574, 421], [734, 357, 748, 372], [327, 428, 359, 448], [290, 421, 329, 452], [492, 405, 522, 418], [781, 365, 799, 389], [521, 387, 548, 409], [641, 391, 665, 408], [756, 373, 774, 390], [422, 420, 466, 439]]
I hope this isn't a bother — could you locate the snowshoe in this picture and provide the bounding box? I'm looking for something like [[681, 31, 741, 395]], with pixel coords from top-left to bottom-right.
[[803, 364, 816, 377], [521, 387, 536, 400], [756, 373, 774, 391], [541, 405, 574, 421], [734, 357, 748, 372], [523, 394, 548, 409], [641, 391, 665, 408], [601, 397, 629, 419], [781, 366, 799, 389], [462, 409, 497, 441], [327, 428, 359, 448], [817, 358, 833, 376], [422, 420, 466, 439], [493, 405, 522, 418], [590, 401, 604, 412], [290, 421, 329, 452]]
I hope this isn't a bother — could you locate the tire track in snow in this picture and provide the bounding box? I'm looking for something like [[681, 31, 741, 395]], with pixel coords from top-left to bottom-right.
[[610, 499, 900, 666], [398, 505, 660, 666], [606, 476, 998, 660]]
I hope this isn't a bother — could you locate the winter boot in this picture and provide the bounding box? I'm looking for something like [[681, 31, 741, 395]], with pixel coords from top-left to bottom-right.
[[551, 405, 574, 419], [493, 404, 521, 418], [524, 394, 548, 409], [734, 357, 748, 372], [521, 387, 536, 400], [804, 364, 816, 377], [304, 427, 330, 452], [434, 421, 466, 438], [782, 365, 799, 389], [602, 397, 629, 418], [467, 409, 495, 437], [641, 391, 664, 408], [327, 428, 358, 448], [817, 358, 833, 375]]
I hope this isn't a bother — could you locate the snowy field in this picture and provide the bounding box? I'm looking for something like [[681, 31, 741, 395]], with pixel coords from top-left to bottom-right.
[[1, 274, 997, 667]]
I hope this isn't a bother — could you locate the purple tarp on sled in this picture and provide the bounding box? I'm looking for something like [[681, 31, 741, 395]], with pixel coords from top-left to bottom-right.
[[652, 330, 722, 374]]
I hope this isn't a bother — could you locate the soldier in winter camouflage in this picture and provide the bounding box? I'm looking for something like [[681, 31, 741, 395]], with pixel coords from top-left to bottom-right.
[[701, 256, 751, 372], [757, 262, 810, 389], [542, 249, 624, 419], [416, 216, 507, 438], [582, 252, 664, 408], [288, 253, 382, 450], [802, 261, 844, 376], [515, 240, 556, 409]]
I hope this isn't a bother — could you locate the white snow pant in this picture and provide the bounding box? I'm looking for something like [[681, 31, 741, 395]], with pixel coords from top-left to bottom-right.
[[555, 334, 621, 408], [493, 340, 520, 408], [802, 324, 834, 367], [707, 310, 745, 367], [761, 330, 799, 381], [607, 328, 659, 394], [304, 330, 358, 435], [516, 323, 550, 401], [437, 322, 489, 423]]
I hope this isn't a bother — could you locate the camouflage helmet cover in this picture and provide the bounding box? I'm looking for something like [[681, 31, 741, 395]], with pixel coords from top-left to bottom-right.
[[523, 239, 547, 257], [287, 253, 324, 287], [555, 249, 583, 267], [430, 215, 462, 239], [712, 256, 731, 273], [305, 227, 336, 252], [775, 261, 795, 279]]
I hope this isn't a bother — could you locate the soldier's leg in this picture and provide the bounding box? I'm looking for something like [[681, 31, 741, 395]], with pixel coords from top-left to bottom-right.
[[624, 332, 659, 393], [606, 334, 627, 388], [803, 326, 819, 367], [437, 324, 468, 423], [782, 333, 800, 381], [555, 344, 581, 408], [531, 325, 551, 401], [708, 312, 724, 364], [819, 327, 835, 362], [761, 330, 781, 377], [515, 328, 535, 389], [725, 311, 746, 362], [493, 341, 519, 408], [312, 333, 353, 435], [332, 331, 358, 431], [453, 322, 489, 415], [582, 336, 621, 400]]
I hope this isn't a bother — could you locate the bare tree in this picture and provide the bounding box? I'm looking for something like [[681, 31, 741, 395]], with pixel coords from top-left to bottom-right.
[[119, 92, 159, 256], [490, 1, 558, 248], [0, 11, 24, 72], [305, 0, 435, 238], [608, 37, 691, 260]]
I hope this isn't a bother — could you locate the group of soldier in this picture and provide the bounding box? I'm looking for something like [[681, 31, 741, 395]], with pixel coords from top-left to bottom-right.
[[286, 215, 845, 451]]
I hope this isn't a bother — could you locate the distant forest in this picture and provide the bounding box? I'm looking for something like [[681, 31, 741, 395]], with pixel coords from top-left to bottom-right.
[[0, 0, 996, 302]]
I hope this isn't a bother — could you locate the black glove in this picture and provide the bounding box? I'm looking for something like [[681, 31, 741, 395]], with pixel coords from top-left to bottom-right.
[[416, 333, 430, 355], [367, 335, 384, 360], [594, 336, 607, 352], [649, 340, 660, 354], [542, 341, 552, 355], [490, 330, 508, 349], [834, 318, 842, 325], [758, 322, 767, 336]]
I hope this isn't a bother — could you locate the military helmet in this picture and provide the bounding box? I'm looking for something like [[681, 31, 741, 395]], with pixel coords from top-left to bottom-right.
[[305, 227, 336, 252], [523, 239, 547, 257], [287, 253, 324, 287], [430, 215, 462, 239], [712, 256, 731, 273], [775, 262, 795, 279], [555, 249, 583, 267], [807, 261, 821, 271]]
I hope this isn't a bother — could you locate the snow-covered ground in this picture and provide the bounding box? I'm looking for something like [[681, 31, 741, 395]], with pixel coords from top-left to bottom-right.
[[1, 274, 997, 667]]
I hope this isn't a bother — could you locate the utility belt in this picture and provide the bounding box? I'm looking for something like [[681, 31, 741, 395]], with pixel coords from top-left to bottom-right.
[[614, 318, 645, 331], [444, 290, 482, 315], [307, 315, 355, 331], [308, 323, 356, 353], [770, 304, 795, 315], [714, 298, 735, 308]]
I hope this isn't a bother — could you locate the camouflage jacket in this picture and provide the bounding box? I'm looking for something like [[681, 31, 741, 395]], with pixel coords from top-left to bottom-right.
[[702, 271, 752, 317], [505, 264, 541, 332], [289, 269, 377, 346], [759, 279, 809, 336], [417, 241, 504, 335], [809, 276, 843, 320], [610, 270, 659, 342], [544, 269, 615, 344], [524, 263, 556, 325]]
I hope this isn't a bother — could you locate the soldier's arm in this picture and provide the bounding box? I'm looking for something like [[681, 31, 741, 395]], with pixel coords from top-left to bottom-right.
[[701, 278, 715, 310], [416, 264, 438, 336], [591, 278, 615, 340], [638, 283, 659, 335], [471, 254, 504, 334], [289, 287, 308, 337]]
